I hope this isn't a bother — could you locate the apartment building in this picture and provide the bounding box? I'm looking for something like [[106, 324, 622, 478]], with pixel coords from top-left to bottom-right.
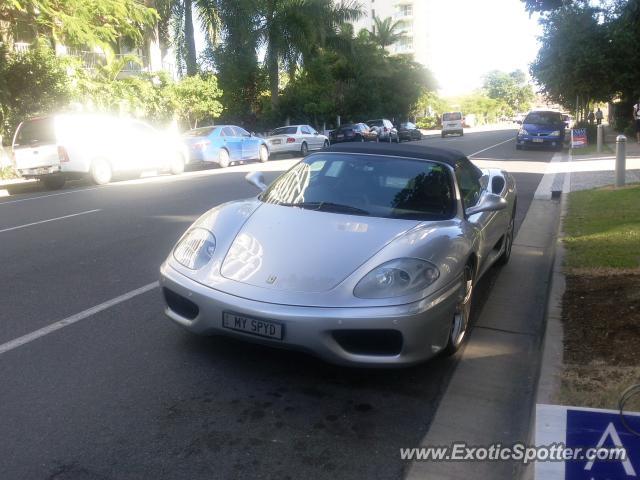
[[349, 0, 433, 67]]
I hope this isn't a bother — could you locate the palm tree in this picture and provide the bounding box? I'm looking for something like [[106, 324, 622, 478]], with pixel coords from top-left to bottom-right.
[[157, 0, 221, 77], [256, 0, 362, 108], [369, 16, 406, 49]]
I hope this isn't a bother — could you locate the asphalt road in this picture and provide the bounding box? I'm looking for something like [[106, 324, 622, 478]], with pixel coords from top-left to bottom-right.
[[0, 129, 555, 480]]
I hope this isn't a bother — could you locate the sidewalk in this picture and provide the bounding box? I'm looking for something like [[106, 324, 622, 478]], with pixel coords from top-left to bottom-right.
[[568, 126, 640, 190]]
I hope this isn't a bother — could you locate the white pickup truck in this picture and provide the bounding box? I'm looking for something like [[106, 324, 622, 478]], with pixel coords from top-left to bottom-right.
[[12, 114, 188, 189]]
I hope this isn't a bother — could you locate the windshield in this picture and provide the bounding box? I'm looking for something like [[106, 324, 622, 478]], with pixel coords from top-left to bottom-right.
[[524, 111, 563, 125], [14, 118, 56, 147], [443, 112, 462, 121], [270, 126, 298, 136], [367, 120, 383, 127], [183, 127, 217, 137], [261, 153, 455, 220]]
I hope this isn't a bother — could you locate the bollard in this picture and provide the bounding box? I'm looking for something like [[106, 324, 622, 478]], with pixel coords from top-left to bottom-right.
[[616, 135, 626, 187], [597, 124, 604, 153]]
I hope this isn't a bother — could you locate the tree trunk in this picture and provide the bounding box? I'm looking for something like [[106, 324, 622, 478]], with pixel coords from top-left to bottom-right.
[[184, 0, 198, 76], [267, 39, 279, 109]]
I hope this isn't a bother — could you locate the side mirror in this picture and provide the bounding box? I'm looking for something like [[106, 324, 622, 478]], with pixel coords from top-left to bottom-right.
[[245, 171, 267, 192], [465, 193, 507, 217]]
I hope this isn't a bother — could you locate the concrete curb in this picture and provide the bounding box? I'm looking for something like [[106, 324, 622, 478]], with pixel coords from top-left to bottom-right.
[[406, 154, 565, 480], [520, 154, 571, 480]]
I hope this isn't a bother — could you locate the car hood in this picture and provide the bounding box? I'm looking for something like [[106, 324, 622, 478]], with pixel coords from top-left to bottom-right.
[[522, 123, 564, 134], [219, 203, 420, 293]]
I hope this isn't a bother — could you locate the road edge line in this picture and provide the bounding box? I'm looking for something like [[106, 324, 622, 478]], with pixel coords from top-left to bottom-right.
[[0, 281, 159, 356]]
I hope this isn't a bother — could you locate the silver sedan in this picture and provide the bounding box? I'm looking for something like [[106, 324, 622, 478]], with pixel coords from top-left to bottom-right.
[[266, 125, 329, 156], [160, 143, 517, 367]]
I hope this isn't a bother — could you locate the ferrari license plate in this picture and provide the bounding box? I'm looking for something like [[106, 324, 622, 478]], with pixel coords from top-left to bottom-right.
[[532, 138, 544, 143], [271, 139, 281, 145], [222, 312, 283, 340]]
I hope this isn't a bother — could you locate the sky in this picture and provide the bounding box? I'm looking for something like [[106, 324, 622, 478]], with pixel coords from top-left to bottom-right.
[[194, 0, 543, 98], [427, 0, 543, 97]]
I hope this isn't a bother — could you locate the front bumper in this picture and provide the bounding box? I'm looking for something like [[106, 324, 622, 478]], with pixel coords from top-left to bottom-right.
[[160, 263, 460, 367], [517, 136, 563, 148]]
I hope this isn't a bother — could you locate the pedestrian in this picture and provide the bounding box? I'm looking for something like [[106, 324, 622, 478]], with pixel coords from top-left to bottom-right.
[[634, 99, 640, 143], [595, 108, 603, 125], [588, 110, 595, 125]]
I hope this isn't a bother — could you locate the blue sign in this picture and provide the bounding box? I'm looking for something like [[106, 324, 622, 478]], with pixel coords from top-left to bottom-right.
[[566, 408, 640, 479], [536, 404, 640, 480]]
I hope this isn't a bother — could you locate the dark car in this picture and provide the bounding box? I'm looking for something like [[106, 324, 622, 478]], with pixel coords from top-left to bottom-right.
[[366, 119, 399, 143], [516, 111, 566, 150], [330, 123, 379, 143], [397, 122, 423, 142]]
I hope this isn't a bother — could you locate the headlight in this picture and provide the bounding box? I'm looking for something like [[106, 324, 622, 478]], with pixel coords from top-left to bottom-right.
[[518, 128, 529, 136], [550, 130, 561, 136], [173, 228, 216, 270], [354, 258, 440, 299]]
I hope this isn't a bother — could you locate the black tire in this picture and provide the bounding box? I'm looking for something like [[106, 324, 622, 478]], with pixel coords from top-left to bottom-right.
[[90, 158, 112, 185], [41, 175, 66, 190], [443, 263, 475, 356], [301, 142, 309, 156], [218, 148, 230, 168], [441, 132, 446, 138], [460, 131, 464, 137], [259, 144, 269, 163], [323, 140, 329, 149], [497, 206, 516, 266]]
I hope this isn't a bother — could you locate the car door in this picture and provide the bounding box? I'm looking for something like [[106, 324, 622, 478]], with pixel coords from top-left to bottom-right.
[[221, 126, 242, 161], [235, 126, 259, 160], [456, 162, 502, 271], [300, 125, 316, 149]]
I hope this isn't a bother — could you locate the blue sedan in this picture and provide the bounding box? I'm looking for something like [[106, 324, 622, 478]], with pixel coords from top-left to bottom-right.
[[516, 110, 566, 151], [182, 125, 270, 168]]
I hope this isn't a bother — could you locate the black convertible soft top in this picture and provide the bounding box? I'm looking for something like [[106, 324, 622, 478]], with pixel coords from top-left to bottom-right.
[[325, 142, 480, 174]]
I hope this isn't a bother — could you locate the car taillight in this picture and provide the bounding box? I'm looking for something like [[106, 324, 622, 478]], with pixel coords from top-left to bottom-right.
[[286, 137, 295, 143], [58, 146, 70, 163], [195, 141, 210, 150]]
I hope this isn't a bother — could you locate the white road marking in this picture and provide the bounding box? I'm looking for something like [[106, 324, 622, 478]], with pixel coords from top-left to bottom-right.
[[468, 137, 515, 158], [0, 209, 101, 234], [0, 187, 102, 205], [0, 282, 159, 356]]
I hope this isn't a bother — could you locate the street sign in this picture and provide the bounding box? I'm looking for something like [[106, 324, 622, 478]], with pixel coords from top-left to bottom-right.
[[571, 128, 588, 148], [536, 404, 640, 479]]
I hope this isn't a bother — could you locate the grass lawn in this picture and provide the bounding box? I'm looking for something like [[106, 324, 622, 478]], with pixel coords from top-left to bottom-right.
[[564, 184, 640, 269], [559, 184, 640, 410]]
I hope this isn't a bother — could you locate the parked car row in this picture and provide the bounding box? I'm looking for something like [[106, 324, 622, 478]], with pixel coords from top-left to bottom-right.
[[328, 119, 424, 145], [10, 113, 427, 190]]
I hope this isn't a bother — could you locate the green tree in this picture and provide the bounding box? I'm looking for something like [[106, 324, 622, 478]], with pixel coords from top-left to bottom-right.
[[367, 16, 407, 49], [171, 73, 223, 128], [530, 4, 613, 115], [0, 44, 71, 142], [483, 69, 535, 115], [0, 0, 157, 51]]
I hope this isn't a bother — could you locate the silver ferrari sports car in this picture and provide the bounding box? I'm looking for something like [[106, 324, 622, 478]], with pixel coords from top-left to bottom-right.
[[160, 143, 517, 366]]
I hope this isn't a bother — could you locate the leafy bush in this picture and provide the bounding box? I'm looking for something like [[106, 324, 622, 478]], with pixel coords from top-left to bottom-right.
[[416, 117, 439, 129], [0, 45, 72, 144]]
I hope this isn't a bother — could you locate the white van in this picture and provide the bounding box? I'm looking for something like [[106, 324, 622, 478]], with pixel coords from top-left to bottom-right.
[[12, 114, 188, 189], [441, 112, 464, 137]]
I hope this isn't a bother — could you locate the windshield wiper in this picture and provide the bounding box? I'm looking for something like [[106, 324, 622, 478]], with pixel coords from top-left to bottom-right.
[[282, 201, 370, 216]]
